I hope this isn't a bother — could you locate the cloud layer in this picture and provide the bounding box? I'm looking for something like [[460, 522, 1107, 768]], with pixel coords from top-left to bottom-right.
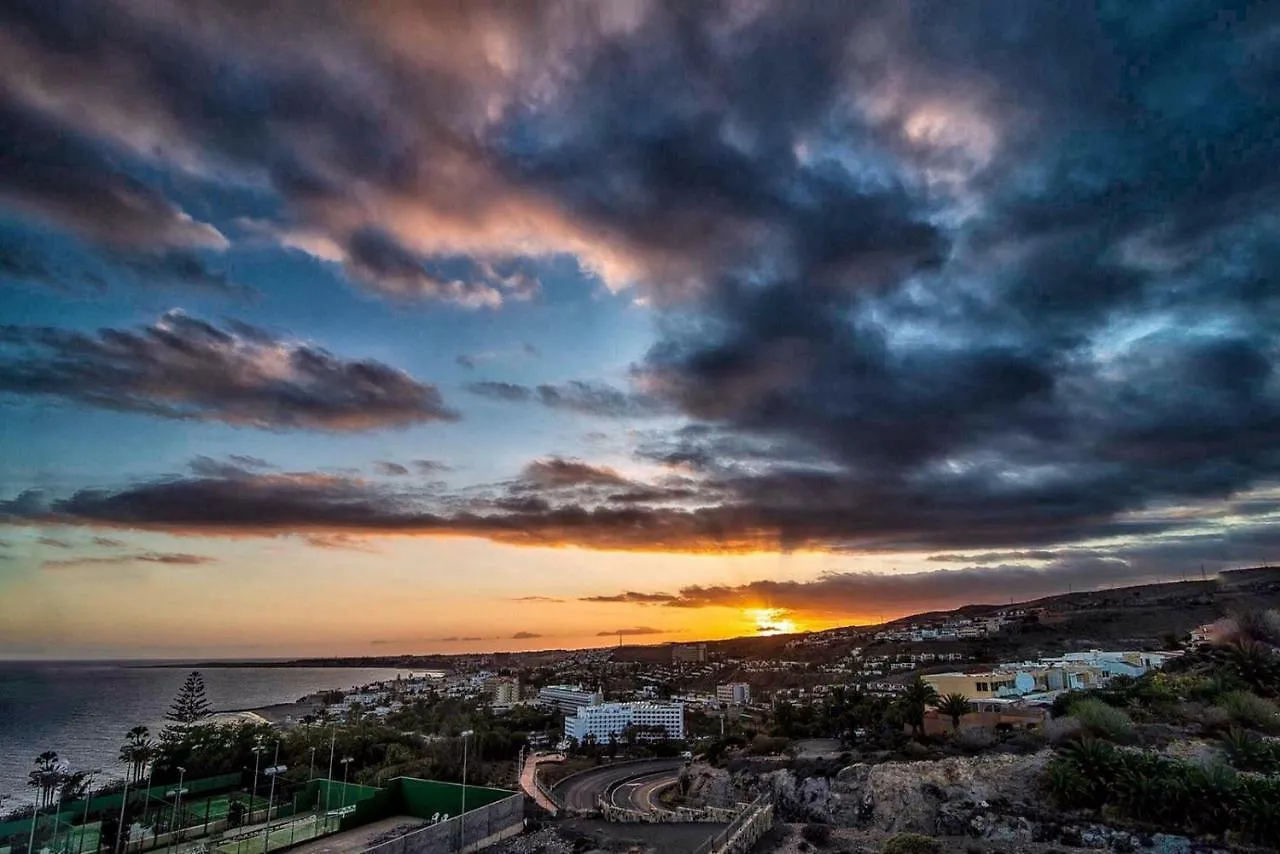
[[0, 312, 457, 431], [0, 1, 1277, 596]]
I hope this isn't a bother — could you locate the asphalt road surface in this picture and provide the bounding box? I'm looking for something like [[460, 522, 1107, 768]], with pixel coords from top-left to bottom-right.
[[551, 759, 684, 813], [609, 768, 680, 812]]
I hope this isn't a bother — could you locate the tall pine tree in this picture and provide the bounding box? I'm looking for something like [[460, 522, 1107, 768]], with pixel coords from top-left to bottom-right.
[[166, 671, 212, 725]]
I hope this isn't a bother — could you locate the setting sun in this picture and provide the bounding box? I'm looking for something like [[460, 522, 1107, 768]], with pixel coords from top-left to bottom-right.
[[748, 608, 800, 636]]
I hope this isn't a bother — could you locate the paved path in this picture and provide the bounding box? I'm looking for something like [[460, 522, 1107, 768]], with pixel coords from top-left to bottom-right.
[[518, 753, 564, 815]]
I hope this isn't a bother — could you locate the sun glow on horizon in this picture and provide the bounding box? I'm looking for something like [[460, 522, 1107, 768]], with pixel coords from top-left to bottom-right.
[[748, 607, 800, 635]]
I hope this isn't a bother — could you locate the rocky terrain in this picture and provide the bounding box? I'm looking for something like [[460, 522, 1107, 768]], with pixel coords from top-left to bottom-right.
[[677, 753, 1239, 853]]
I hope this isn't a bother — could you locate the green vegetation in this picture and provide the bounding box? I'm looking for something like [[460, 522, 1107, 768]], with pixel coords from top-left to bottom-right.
[[118, 726, 156, 784], [936, 694, 970, 730], [1216, 690, 1280, 733], [165, 671, 213, 728], [1220, 728, 1280, 774], [881, 832, 942, 854], [898, 678, 940, 739], [1046, 737, 1280, 845], [1067, 697, 1136, 743]]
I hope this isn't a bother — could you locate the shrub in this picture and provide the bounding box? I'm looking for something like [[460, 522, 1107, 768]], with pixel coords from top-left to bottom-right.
[[953, 727, 995, 751], [1217, 690, 1280, 734], [1043, 715, 1083, 744], [801, 823, 832, 846], [881, 833, 942, 854], [1070, 698, 1136, 743], [1220, 727, 1280, 774]]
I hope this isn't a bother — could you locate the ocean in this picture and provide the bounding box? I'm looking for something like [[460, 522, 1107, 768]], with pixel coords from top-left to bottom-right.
[[0, 662, 414, 806]]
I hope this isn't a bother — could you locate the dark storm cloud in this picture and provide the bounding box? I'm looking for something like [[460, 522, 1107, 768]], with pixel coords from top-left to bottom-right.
[[467, 382, 532, 403], [467, 380, 666, 418], [0, 312, 458, 431], [343, 228, 505, 308], [520, 458, 628, 488], [0, 1, 1274, 570], [581, 592, 680, 605], [0, 97, 227, 251], [114, 250, 249, 297], [374, 461, 411, 477], [584, 560, 1186, 618], [0, 235, 60, 289], [229, 455, 273, 470], [4, 463, 1278, 569], [597, 627, 665, 637]]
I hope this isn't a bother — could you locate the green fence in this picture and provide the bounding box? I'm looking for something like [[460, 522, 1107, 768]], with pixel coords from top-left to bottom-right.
[[0, 775, 244, 840], [398, 779, 511, 820], [1, 777, 516, 854]]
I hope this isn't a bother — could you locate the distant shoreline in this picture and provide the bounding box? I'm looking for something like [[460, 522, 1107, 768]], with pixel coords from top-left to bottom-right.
[[134, 657, 455, 670]]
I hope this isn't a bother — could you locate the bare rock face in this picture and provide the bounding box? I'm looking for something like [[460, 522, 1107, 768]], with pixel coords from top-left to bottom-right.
[[683, 763, 737, 808], [767, 752, 1051, 834]]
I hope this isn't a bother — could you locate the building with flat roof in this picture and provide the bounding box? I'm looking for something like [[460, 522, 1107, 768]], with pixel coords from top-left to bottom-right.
[[671, 643, 707, 663], [537, 684, 602, 714], [716, 682, 751, 706], [564, 701, 685, 743], [491, 679, 520, 707], [922, 671, 1021, 699]]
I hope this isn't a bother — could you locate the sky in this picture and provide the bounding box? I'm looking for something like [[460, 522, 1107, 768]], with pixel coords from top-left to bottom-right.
[[1, 1, 1279, 660]]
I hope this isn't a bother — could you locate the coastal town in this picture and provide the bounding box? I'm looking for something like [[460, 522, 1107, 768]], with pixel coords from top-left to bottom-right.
[[4, 569, 1280, 854]]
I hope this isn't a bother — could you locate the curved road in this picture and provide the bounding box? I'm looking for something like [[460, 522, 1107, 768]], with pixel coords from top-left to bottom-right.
[[552, 759, 684, 813], [609, 768, 680, 812]]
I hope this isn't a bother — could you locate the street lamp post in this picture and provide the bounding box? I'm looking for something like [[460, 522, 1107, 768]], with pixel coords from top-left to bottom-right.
[[261, 744, 286, 854], [78, 773, 98, 854], [251, 743, 266, 822], [338, 758, 353, 811], [459, 731, 474, 852], [49, 783, 63, 854], [114, 777, 130, 854], [167, 768, 187, 843], [325, 728, 336, 814], [308, 748, 316, 782]]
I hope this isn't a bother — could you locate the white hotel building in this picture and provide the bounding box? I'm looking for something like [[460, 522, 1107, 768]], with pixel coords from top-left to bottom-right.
[[564, 701, 685, 743], [537, 684, 603, 715]]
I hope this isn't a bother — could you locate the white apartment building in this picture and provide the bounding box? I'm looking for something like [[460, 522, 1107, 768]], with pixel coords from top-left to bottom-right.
[[537, 684, 602, 714], [565, 702, 685, 743], [716, 683, 751, 706]]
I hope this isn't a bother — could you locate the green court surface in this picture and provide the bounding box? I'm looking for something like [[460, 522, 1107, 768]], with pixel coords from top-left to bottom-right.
[[193, 795, 269, 824], [211, 815, 337, 854]]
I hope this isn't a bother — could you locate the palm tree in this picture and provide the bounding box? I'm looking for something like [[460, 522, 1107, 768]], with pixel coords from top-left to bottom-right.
[[898, 678, 939, 738], [119, 726, 155, 783], [937, 694, 970, 731], [28, 751, 62, 809]]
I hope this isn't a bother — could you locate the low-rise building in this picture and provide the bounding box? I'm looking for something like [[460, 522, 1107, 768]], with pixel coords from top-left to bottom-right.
[[923, 671, 1021, 699], [716, 682, 751, 706], [564, 701, 685, 743]]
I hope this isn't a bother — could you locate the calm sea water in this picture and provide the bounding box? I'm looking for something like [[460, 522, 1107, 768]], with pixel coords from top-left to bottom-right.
[[0, 663, 412, 806]]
